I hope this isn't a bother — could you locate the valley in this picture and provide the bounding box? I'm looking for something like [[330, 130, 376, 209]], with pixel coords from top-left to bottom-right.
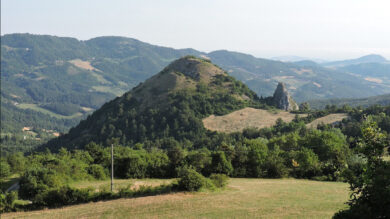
[[1, 35, 389, 219]]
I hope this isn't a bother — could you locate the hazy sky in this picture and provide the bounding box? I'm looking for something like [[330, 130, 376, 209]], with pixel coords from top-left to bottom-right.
[[2, 0, 390, 60]]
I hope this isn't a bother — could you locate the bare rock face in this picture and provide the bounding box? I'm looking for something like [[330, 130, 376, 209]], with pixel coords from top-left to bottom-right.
[[272, 82, 299, 111]]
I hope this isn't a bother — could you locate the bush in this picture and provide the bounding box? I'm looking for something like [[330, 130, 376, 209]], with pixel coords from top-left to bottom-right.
[[18, 167, 63, 200], [178, 169, 206, 191], [88, 164, 107, 180], [34, 186, 92, 207], [0, 160, 11, 178], [0, 191, 17, 213], [115, 155, 147, 178], [209, 174, 229, 188]]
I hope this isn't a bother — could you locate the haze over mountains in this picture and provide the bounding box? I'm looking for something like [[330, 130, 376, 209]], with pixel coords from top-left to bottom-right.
[[323, 54, 389, 68], [1, 33, 390, 136]]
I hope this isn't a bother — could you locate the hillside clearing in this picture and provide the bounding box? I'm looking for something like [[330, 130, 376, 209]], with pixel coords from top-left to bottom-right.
[[2, 178, 349, 219], [202, 107, 305, 133], [16, 104, 83, 119], [306, 113, 349, 129], [68, 59, 100, 72]]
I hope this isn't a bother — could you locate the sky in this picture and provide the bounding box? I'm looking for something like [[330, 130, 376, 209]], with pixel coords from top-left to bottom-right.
[[2, 0, 390, 60]]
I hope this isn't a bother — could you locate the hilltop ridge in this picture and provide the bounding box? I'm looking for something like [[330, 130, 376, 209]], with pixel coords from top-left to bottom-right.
[[43, 56, 266, 151]]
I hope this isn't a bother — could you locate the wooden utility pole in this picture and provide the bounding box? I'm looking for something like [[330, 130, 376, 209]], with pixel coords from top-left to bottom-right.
[[111, 143, 114, 192]]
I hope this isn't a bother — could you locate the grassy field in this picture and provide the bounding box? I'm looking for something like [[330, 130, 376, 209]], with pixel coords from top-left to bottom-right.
[[306, 113, 349, 129], [202, 107, 306, 133], [16, 103, 83, 119], [3, 178, 349, 219], [69, 178, 174, 192]]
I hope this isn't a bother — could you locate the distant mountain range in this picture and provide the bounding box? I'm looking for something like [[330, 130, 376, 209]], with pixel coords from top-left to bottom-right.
[[1, 33, 390, 135], [323, 54, 389, 67], [307, 93, 390, 109], [271, 55, 328, 63]]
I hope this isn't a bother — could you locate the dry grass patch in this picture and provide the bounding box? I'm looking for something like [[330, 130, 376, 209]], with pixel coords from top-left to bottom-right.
[[68, 59, 100, 72], [364, 77, 383, 84], [2, 178, 349, 219], [203, 107, 305, 133], [69, 179, 174, 192], [307, 113, 349, 129]]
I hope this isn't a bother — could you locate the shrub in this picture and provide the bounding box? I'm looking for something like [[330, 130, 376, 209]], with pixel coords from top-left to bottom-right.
[[0, 160, 11, 178], [0, 191, 17, 213], [115, 155, 148, 178], [34, 186, 92, 207], [203, 178, 216, 191], [209, 174, 229, 188], [88, 164, 107, 180], [178, 169, 206, 191], [18, 167, 63, 200]]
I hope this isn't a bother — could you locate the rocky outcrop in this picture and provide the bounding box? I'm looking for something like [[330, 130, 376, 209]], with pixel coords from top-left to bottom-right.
[[272, 82, 299, 111]]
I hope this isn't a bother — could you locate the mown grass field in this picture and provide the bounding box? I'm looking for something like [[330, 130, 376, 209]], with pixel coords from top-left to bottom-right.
[[3, 178, 349, 219]]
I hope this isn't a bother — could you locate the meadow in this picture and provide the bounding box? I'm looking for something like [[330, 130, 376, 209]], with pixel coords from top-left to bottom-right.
[[16, 104, 83, 119], [2, 178, 349, 219], [202, 107, 305, 133]]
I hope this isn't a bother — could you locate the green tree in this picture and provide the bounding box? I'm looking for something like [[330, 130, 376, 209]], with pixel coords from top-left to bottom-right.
[[246, 138, 268, 177], [210, 151, 233, 175], [334, 118, 390, 218], [291, 148, 321, 178], [299, 102, 311, 112]]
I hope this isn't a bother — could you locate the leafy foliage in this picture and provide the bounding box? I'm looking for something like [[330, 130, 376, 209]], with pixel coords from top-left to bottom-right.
[[334, 118, 390, 218], [178, 168, 207, 191]]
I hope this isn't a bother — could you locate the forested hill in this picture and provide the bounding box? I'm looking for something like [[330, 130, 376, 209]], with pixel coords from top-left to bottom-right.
[[43, 56, 267, 151], [1, 34, 202, 145], [2, 33, 390, 152]]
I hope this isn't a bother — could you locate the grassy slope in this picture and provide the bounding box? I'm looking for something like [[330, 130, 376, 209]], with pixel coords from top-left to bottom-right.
[[306, 113, 349, 129], [16, 104, 83, 119], [3, 178, 349, 219], [202, 107, 304, 133]]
